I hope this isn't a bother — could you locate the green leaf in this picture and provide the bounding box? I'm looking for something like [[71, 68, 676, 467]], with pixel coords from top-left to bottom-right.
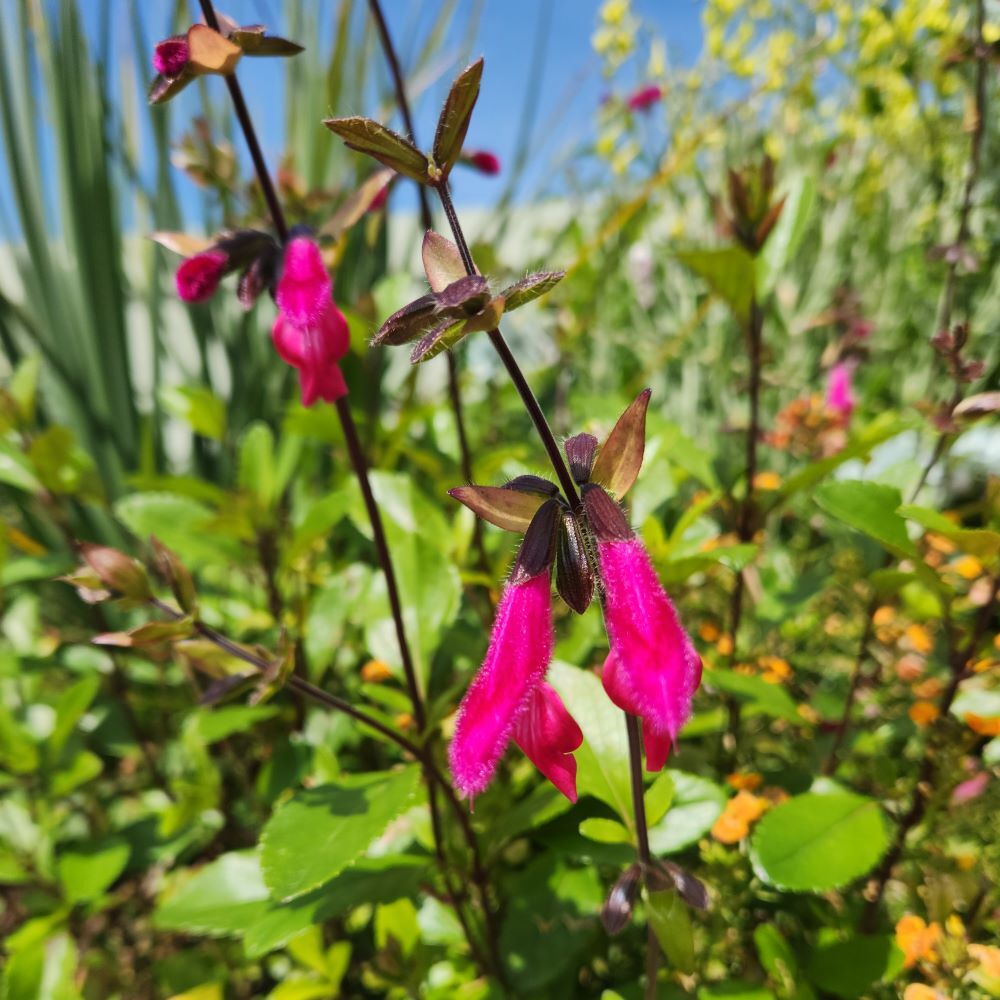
[[500, 271, 565, 312], [0, 440, 42, 493], [260, 768, 421, 901], [703, 668, 801, 723], [238, 422, 276, 510], [0, 706, 39, 774], [897, 504, 1000, 561], [805, 935, 904, 998], [676, 246, 755, 323], [186, 706, 280, 746], [646, 890, 693, 973], [47, 676, 100, 758], [647, 771, 726, 855], [757, 173, 815, 295], [432, 58, 483, 176], [814, 481, 917, 560], [749, 791, 890, 892], [57, 838, 130, 904], [2, 932, 81, 1000], [697, 984, 775, 1000], [579, 817, 632, 844], [323, 117, 430, 183], [159, 385, 226, 441], [754, 924, 800, 996], [591, 389, 651, 500], [645, 771, 675, 826], [549, 661, 632, 826], [154, 851, 270, 937], [243, 857, 425, 958]]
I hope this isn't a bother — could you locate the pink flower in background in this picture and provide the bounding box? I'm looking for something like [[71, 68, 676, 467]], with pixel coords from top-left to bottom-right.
[[951, 770, 989, 805], [464, 149, 501, 175], [272, 237, 350, 406], [175, 250, 228, 303], [599, 538, 702, 771], [153, 37, 190, 77], [826, 360, 856, 420], [626, 84, 663, 111], [448, 571, 581, 803]]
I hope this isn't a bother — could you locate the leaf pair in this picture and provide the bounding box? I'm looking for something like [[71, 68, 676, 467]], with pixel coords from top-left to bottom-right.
[[324, 59, 484, 185]]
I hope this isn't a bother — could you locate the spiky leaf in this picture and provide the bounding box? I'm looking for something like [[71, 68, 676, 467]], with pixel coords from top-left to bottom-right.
[[432, 58, 483, 178], [324, 117, 430, 183]]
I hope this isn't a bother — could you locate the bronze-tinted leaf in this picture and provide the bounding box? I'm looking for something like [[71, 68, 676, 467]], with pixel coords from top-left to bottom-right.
[[500, 270, 565, 312], [564, 433, 598, 484], [503, 475, 559, 496], [448, 485, 548, 533], [320, 169, 394, 242], [591, 388, 651, 499], [151, 537, 197, 614], [510, 499, 561, 584], [148, 71, 195, 105], [954, 391, 1000, 420], [94, 617, 193, 648], [656, 861, 710, 911], [435, 274, 489, 313], [80, 544, 151, 600], [458, 296, 504, 334], [582, 484, 633, 542], [601, 864, 641, 936], [410, 320, 466, 364], [324, 117, 430, 184], [150, 231, 214, 257], [229, 25, 304, 57], [422, 230, 468, 292], [199, 673, 256, 707], [432, 58, 483, 178], [372, 294, 440, 347], [556, 511, 595, 614], [186, 24, 242, 76], [250, 637, 296, 706]]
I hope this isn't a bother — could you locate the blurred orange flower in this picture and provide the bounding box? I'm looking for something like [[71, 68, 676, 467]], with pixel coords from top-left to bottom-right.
[[902, 985, 946, 1000], [726, 772, 763, 791], [361, 658, 393, 682], [896, 914, 942, 968], [909, 701, 940, 727], [952, 555, 983, 580], [711, 790, 770, 844], [906, 624, 934, 654], [964, 713, 1000, 737]]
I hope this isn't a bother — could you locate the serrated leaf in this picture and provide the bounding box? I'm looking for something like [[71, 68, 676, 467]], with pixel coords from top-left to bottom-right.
[[323, 117, 430, 183], [815, 481, 917, 559], [261, 768, 421, 901], [433, 58, 483, 176], [591, 389, 651, 500], [422, 231, 467, 293], [448, 485, 547, 533], [501, 270, 565, 311], [749, 792, 890, 892]]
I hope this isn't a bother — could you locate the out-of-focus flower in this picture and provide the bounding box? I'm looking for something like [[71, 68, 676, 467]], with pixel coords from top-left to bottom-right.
[[906, 623, 934, 654], [825, 359, 856, 420], [753, 470, 782, 491], [896, 914, 942, 968], [952, 555, 984, 580], [462, 149, 501, 175], [627, 83, 663, 110], [902, 985, 947, 1000], [759, 655, 791, 684], [361, 659, 393, 683], [176, 250, 228, 302], [964, 713, 1000, 737], [951, 771, 989, 804], [726, 772, 763, 791], [272, 236, 350, 407], [968, 943, 1000, 992], [896, 654, 925, 683], [909, 700, 940, 727], [711, 790, 770, 843]]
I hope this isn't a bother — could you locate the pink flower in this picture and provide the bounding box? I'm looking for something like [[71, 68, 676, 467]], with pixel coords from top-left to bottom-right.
[[368, 185, 390, 213], [153, 37, 190, 77], [598, 538, 702, 771], [449, 572, 581, 802], [176, 250, 228, 303], [272, 237, 350, 406], [627, 84, 663, 111], [825, 360, 856, 419], [465, 150, 501, 176], [952, 771, 989, 805]]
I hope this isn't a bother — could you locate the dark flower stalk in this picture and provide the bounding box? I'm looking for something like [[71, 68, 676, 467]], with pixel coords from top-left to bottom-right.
[[365, 0, 489, 578], [192, 0, 498, 976]]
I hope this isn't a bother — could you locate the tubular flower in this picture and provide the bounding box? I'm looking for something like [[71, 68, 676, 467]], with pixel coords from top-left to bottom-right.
[[176, 250, 228, 303], [586, 487, 701, 771], [448, 499, 583, 803], [272, 237, 350, 406], [626, 84, 663, 110], [463, 149, 501, 175], [153, 37, 190, 77]]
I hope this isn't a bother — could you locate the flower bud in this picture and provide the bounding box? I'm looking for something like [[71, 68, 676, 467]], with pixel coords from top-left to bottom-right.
[[464, 149, 501, 175], [626, 84, 663, 111], [176, 250, 228, 302], [80, 544, 151, 601], [153, 37, 190, 77]]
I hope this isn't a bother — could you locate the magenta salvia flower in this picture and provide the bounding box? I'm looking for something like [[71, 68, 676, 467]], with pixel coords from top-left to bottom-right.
[[512, 682, 583, 802], [465, 149, 501, 176], [176, 250, 228, 303], [825, 360, 856, 419], [153, 37, 190, 78], [626, 84, 663, 111], [598, 536, 702, 771], [272, 238, 350, 407]]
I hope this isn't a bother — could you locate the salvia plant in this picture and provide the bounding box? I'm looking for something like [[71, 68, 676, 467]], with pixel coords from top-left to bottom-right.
[[1, 0, 998, 997]]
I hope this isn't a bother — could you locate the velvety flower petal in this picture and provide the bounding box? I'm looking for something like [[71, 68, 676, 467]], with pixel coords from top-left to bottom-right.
[[153, 37, 190, 77], [599, 538, 701, 753], [448, 572, 553, 801], [276, 237, 332, 329], [271, 299, 351, 407], [513, 682, 583, 801], [176, 250, 227, 303]]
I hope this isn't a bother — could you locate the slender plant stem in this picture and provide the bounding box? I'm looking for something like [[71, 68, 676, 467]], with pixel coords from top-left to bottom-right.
[[188, 4, 502, 976], [365, 0, 488, 574]]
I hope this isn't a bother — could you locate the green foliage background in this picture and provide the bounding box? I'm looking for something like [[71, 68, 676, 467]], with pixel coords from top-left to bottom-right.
[[0, 1, 998, 998]]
